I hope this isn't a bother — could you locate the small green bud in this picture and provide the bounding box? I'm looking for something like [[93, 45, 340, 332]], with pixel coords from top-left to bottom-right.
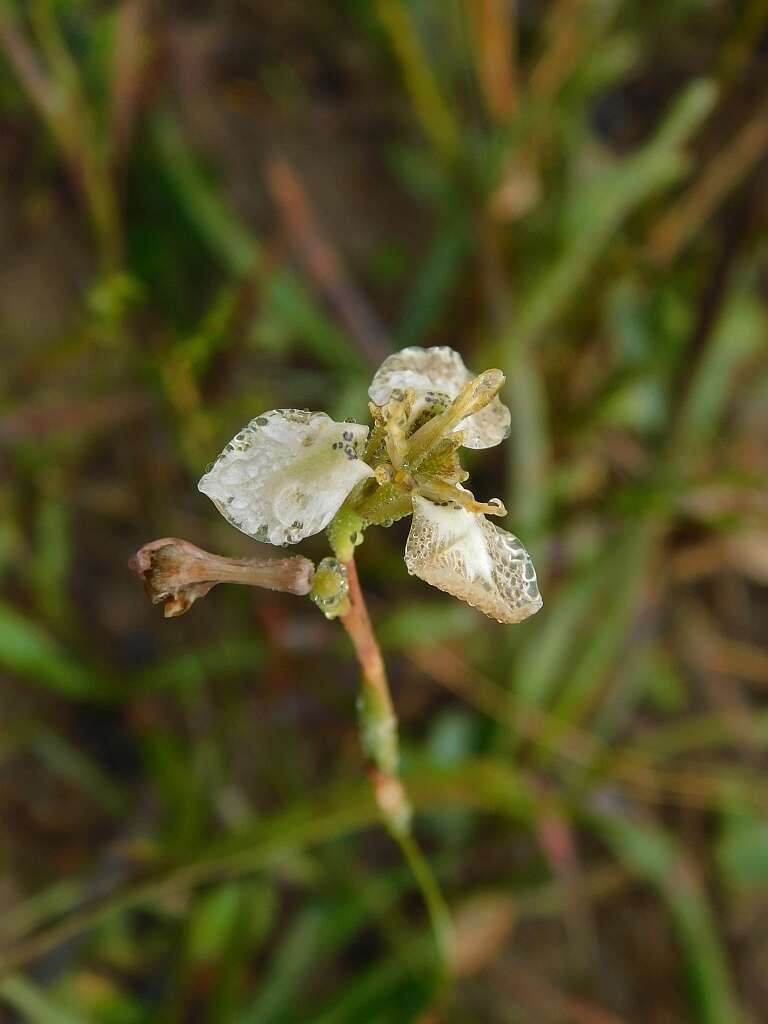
[[309, 557, 351, 619]]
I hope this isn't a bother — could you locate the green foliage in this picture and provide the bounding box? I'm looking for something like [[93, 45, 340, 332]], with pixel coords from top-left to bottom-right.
[[717, 814, 768, 889], [0, 975, 87, 1024], [0, 604, 108, 699], [595, 814, 741, 1024]]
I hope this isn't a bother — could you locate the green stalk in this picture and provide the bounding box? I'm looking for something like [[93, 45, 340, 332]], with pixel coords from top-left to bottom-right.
[[337, 554, 453, 980]]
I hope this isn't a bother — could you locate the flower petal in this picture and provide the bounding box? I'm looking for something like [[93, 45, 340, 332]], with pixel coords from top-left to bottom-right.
[[404, 495, 542, 623], [369, 346, 467, 405], [368, 346, 510, 449], [199, 410, 373, 545]]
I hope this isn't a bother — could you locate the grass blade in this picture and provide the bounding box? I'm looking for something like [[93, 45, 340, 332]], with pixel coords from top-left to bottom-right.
[[591, 813, 741, 1024]]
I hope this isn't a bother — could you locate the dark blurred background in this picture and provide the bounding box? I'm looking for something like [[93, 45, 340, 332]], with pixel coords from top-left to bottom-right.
[[1, 1, 767, 1021]]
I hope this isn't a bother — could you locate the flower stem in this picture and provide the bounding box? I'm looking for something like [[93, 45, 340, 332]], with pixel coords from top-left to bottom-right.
[[339, 555, 453, 976]]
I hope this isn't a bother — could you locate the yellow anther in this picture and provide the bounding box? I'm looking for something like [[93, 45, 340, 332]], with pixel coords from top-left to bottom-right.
[[393, 469, 416, 492]]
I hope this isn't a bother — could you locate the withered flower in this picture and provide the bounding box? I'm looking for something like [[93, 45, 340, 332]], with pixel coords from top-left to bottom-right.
[[129, 537, 314, 618], [133, 346, 541, 624]]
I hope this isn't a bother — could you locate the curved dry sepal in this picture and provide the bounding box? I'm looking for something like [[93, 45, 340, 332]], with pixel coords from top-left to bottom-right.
[[368, 346, 510, 449], [129, 537, 315, 617], [198, 410, 374, 546], [404, 496, 542, 624]]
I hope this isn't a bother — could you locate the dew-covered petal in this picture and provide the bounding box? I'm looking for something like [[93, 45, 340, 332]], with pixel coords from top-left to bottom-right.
[[198, 410, 373, 546], [369, 346, 468, 406], [368, 346, 510, 449], [404, 495, 542, 623]]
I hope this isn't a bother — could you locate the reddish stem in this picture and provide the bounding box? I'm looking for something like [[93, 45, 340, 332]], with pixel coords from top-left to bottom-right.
[[340, 557, 392, 709]]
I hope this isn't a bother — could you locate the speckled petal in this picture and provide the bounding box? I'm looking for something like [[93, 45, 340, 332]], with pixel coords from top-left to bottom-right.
[[368, 346, 510, 449], [198, 410, 373, 546], [404, 495, 542, 624], [369, 346, 468, 406]]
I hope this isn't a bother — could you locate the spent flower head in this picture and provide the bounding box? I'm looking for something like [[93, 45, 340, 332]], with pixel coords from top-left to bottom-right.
[[129, 537, 314, 617], [189, 346, 542, 624]]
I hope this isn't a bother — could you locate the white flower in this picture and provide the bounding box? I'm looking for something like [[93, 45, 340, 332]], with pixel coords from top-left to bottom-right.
[[197, 348, 541, 624], [405, 496, 542, 624], [198, 410, 373, 546], [368, 346, 511, 449]]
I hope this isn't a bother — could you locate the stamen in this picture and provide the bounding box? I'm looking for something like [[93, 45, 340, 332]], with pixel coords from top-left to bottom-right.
[[417, 479, 507, 516], [380, 390, 413, 470], [405, 369, 506, 465]]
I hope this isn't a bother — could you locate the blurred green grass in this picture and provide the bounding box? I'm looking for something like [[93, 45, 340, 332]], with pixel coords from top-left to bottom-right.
[[1, 1, 768, 1021]]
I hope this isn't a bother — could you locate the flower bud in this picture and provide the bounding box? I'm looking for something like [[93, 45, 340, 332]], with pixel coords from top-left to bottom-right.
[[309, 557, 351, 619]]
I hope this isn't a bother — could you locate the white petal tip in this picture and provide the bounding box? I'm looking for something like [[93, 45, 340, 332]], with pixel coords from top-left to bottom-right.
[[405, 496, 542, 624]]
